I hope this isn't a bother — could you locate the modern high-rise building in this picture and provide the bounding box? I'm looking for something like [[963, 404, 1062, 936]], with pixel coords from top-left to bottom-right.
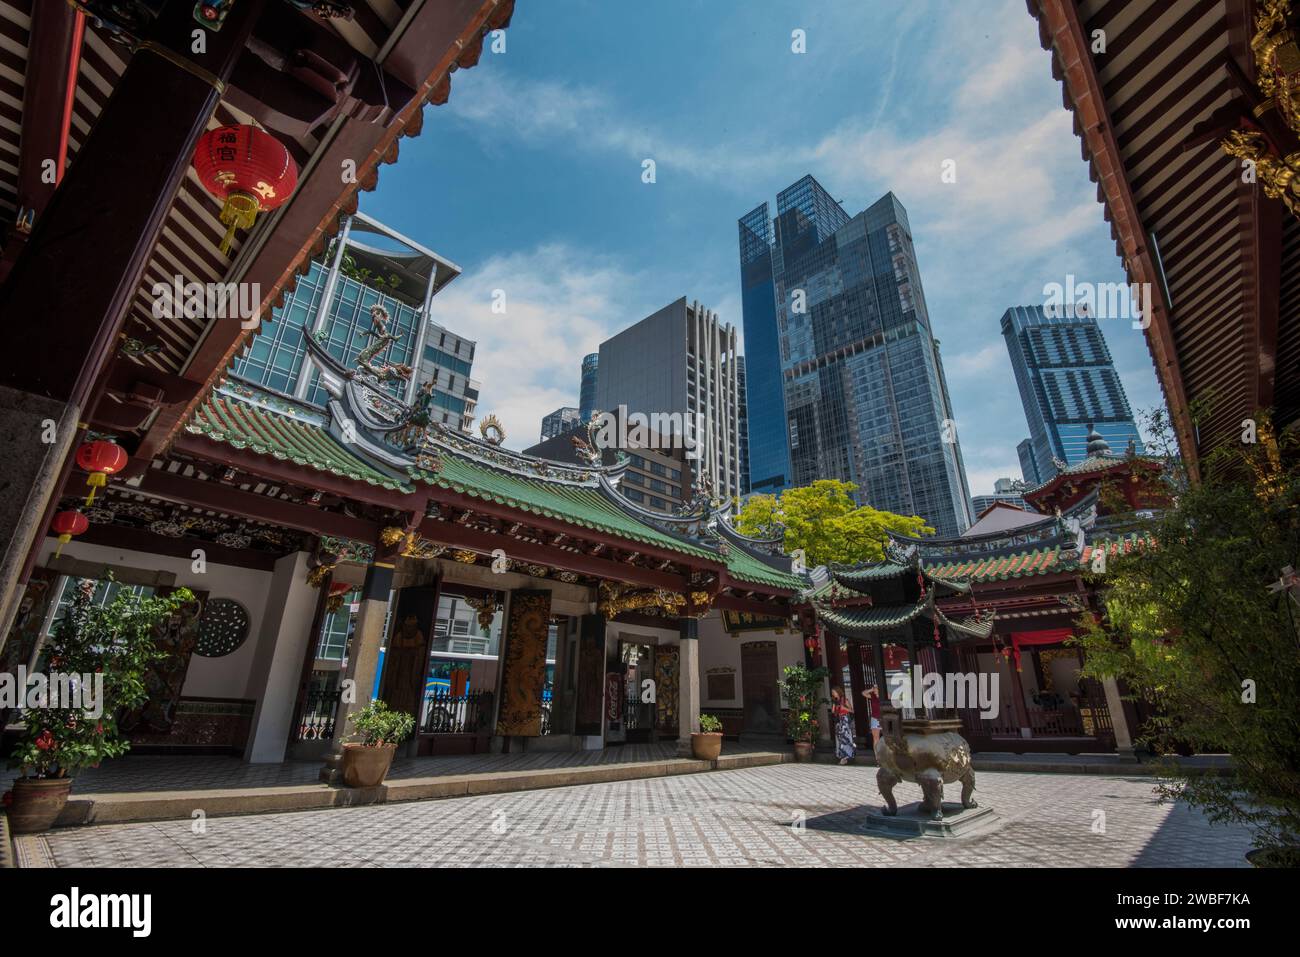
[[594, 297, 744, 503], [578, 353, 599, 423], [971, 477, 1034, 517], [233, 212, 480, 431], [738, 176, 973, 536], [734, 354, 751, 496], [1001, 304, 1143, 483], [540, 407, 581, 441]]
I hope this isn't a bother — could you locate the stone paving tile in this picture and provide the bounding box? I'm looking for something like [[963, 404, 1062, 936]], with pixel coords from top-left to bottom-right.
[[1, 742, 720, 795], [30, 764, 1255, 868]]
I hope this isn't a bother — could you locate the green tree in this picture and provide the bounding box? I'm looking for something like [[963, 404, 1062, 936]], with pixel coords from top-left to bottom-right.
[[735, 479, 933, 567], [8, 579, 194, 780], [1074, 409, 1300, 865]]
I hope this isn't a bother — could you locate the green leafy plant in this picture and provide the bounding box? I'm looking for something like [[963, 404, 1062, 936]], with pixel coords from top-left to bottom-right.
[[778, 665, 828, 743], [7, 579, 194, 780], [698, 713, 722, 734], [346, 699, 414, 747], [736, 479, 933, 567], [1073, 408, 1300, 866]]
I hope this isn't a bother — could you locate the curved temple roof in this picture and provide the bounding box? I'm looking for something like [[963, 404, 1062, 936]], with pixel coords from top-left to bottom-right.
[[184, 372, 807, 593]]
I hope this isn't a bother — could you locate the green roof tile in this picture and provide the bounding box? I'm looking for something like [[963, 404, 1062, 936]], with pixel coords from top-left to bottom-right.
[[187, 394, 413, 492]]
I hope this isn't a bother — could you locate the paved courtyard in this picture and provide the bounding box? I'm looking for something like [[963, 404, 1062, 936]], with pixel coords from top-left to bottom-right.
[[19, 764, 1253, 868]]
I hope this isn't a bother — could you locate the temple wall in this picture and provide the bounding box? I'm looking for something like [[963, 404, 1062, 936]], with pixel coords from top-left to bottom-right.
[[36, 538, 277, 701], [696, 615, 804, 718]]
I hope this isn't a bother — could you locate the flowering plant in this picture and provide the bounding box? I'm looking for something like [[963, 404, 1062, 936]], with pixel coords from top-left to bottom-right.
[[6, 578, 194, 780], [778, 664, 828, 743]]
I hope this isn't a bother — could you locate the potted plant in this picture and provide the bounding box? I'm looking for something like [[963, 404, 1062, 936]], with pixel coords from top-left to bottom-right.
[[778, 664, 828, 762], [691, 713, 723, 760], [340, 699, 414, 787], [3, 578, 194, 833]]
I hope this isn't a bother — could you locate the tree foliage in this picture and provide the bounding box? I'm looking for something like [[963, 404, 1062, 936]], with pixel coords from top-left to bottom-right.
[[735, 479, 933, 567], [1074, 409, 1300, 864], [8, 579, 194, 780]]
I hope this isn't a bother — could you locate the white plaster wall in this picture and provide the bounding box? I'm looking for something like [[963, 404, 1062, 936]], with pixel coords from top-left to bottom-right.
[[38, 539, 275, 701], [697, 614, 805, 710], [243, 551, 320, 762]]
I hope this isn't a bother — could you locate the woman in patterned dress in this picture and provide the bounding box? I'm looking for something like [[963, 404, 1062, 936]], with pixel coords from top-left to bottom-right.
[[831, 686, 855, 764]]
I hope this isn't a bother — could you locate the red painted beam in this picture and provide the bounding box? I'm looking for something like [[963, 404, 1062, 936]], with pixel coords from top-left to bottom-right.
[[67, 521, 280, 571], [418, 516, 689, 593], [0, 0, 81, 283], [0, 0, 267, 407], [138, 462, 381, 543], [426, 482, 722, 578]]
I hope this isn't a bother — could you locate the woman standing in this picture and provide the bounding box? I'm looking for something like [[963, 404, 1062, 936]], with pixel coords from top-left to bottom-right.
[[863, 684, 882, 746], [831, 686, 855, 764]]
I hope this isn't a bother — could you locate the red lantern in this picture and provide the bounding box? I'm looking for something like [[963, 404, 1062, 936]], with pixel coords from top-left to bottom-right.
[[51, 510, 88, 558], [75, 439, 128, 505], [192, 125, 298, 255]]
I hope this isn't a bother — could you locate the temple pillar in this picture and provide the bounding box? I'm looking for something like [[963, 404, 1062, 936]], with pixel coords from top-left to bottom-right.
[[243, 552, 321, 763], [1006, 653, 1032, 739], [806, 623, 833, 749], [379, 579, 440, 758], [572, 613, 606, 745], [1101, 676, 1138, 761], [675, 617, 701, 756], [493, 589, 552, 750], [320, 560, 393, 782]]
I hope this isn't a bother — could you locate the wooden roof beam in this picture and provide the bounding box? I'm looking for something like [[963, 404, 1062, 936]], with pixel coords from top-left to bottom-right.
[[1034, 0, 1201, 477], [0, 0, 82, 283], [135, 466, 379, 543]]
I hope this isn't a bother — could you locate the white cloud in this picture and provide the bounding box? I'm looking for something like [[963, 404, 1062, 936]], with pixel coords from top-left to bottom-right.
[[425, 244, 649, 449]]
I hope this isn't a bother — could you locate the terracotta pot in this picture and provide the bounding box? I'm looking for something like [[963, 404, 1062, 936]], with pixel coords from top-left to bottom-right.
[[341, 743, 397, 788], [793, 741, 815, 762], [690, 732, 723, 761], [8, 777, 73, 834]]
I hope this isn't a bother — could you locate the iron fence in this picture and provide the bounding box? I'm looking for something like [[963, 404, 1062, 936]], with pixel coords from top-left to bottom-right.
[[296, 688, 341, 742], [421, 690, 494, 735]]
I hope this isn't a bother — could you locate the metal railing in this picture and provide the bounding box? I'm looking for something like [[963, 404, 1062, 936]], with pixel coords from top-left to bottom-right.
[[420, 690, 494, 735], [296, 688, 342, 741]]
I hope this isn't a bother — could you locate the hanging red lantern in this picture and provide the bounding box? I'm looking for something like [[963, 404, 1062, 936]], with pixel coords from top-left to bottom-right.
[[74, 439, 128, 505], [192, 125, 298, 255], [51, 510, 89, 558]]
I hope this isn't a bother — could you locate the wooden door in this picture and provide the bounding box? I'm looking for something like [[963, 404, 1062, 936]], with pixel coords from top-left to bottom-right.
[[740, 640, 781, 735]]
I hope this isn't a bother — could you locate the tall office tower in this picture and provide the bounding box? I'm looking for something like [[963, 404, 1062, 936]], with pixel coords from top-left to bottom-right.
[[594, 297, 744, 503], [1017, 438, 1042, 486], [737, 176, 973, 536], [733, 354, 751, 495], [1001, 304, 1143, 482], [972, 477, 1034, 517], [578, 353, 599, 422], [233, 212, 480, 431], [540, 407, 581, 441]]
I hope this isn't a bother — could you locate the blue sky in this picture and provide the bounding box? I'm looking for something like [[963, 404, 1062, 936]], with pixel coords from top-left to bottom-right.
[[360, 0, 1168, 497]]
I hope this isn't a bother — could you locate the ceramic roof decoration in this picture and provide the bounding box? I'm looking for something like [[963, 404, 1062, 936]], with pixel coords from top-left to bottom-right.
[[185, 368, 807, 594]]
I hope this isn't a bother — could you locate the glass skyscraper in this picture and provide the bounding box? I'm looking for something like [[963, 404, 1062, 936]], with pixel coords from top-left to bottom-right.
[[1001, 304, 1143, 482], [232, 212, 479, 431], [738, 175, 973, 536], [578, 353, 599, 423]]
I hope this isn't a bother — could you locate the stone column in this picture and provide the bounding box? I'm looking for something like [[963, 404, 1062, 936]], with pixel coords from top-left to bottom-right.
[[320, 560, 393, 783], [1101, 676, 1138, 761], [676, 617, 701, 756], [243, 552, 322, 763]]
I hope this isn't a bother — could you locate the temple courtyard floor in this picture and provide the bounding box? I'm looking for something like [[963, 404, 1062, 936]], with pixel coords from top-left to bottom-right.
[[12, 761, 1253, 868]]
